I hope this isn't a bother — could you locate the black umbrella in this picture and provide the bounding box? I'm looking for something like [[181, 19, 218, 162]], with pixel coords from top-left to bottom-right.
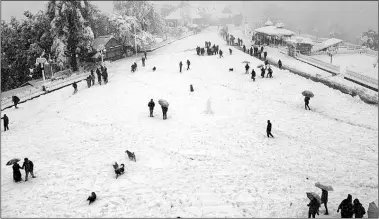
[[6, 158, 20, 166], [302, 90, 314, 98]]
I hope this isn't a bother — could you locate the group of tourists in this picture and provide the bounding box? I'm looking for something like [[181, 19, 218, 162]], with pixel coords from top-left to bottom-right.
[[196, 41, 221, 57], [73, 65, 109, 95]]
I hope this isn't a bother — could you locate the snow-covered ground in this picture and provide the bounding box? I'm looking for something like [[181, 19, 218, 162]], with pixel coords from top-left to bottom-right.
[[1, 27, 378, 218], [313, 53, 378, 79]]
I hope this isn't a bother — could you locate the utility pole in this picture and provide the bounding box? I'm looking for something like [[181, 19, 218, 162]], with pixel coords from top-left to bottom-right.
[[134, 24, 137, 58]]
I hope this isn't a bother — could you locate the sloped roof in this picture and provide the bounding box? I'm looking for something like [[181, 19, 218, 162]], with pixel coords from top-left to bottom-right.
[[311, 38, 343, 52], [255, 25, 295, 36], [265, 19, 273, 26], [92, 35, 113, 51]]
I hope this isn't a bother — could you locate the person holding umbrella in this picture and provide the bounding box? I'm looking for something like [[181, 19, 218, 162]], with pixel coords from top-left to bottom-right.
[[21, 158, 35, 181], [158, 99, 169, 120], [315, 182, 333, 215], [308, 197, 321, 218], [148, 99, 155, 117], [1, 114, 9, 131], [305, 96, 311, 110], [12, 161, 22, 183]]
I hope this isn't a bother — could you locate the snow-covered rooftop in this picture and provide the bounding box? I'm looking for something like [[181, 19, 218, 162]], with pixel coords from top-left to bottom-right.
[[254, 25, 295, 36], [285, 36, 315, 45], [311, 38, 343, 52]]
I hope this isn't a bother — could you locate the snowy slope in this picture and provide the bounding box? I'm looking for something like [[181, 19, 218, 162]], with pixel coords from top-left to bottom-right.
[[1, 27, 378, 218]]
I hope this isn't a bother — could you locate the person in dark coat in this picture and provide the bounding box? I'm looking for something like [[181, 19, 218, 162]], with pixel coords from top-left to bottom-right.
[[264, 60, 269, 66], [96, 68, 102, 85], [278, 59, 282, 69], [102, 66, 108, 84], [337, 194, 353, 218], [267, 67, 273, 78], [90, 70, 95, 86], [86, 75, 92, 88], [12, 96, 20, 109], [142, 57, 146, 67], [201, 48, 205, 56], [72, 82, 78, 94], [243, 45, 246, 53], [21, 158, 35, 181], [12, 162, 22, 182], [161, 106, 168, 120], [219, 50, 223, 58], [144, 51, 147, 60], [261, 46, 264, 53], [148, 99, 155, 117], [196, 46, 200, 56], [216, 45, 219, 54], [304, 96, 311, 110], [245, 64, 250, 74], [260, 67, 265, 78], [1, 114, 9, 131], [321, 189, 329, 215], [264, 51, 268, 60], [352, 199, 366, 218], [308, 197, 320, 218], [179, 61, 183, 73], [229, 48, 232, 55], [266, 120, 274, 138], [186, 60, 191, 70], [87, 192, 97, 205], [251, 69, 256, 81]]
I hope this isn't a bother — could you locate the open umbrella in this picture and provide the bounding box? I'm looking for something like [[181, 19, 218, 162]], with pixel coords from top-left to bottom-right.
[[257, 64, 264, 68], [302, 90, 314, 98], [315, 182, 334, 191], [6, 158, 20, 166], [242, 61, 250, 64], [158, 99, 169, 107], [306, 192, 322, 204]]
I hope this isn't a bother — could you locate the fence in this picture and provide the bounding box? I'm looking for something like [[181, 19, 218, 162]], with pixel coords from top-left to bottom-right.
[[345, 68, 378, 87], [296, 53, 341, 74]]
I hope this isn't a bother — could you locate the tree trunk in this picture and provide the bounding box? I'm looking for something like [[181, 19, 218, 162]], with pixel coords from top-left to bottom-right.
[[70, 47, 78, 72]]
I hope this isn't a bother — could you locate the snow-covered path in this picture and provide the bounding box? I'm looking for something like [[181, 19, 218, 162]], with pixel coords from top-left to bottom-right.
[[1, 27, 378, 218]]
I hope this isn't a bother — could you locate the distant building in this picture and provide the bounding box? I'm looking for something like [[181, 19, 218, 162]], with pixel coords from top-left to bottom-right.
[[91, 36, 123, 61]]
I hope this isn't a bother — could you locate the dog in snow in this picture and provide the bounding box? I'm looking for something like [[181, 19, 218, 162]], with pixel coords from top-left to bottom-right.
[[228, 68, 234, 72], [87, 192, 97, 205], [125, 150, 136, 162], [113, 162, 125, 179]]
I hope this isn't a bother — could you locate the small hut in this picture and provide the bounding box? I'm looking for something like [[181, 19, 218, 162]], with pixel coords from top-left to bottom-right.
[[285, 36, 315, 55]]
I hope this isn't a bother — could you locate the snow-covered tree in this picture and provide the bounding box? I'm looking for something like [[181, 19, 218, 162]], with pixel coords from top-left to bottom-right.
[[47, 0, 96, 71]]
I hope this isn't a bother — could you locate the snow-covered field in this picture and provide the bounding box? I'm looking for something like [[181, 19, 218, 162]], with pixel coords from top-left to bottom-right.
[[313, 53, 378, 79], [1, 27, 378, 218]]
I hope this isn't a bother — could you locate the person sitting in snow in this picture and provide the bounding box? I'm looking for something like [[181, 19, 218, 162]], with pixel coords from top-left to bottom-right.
[[1, 114, 9, 131], [308, 197, 320, 218]]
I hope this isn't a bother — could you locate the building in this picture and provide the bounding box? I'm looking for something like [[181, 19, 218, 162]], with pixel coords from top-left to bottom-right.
[[285, 36, 315, 55], [254, 23, 295, 46], [91, 36, 123, 61]]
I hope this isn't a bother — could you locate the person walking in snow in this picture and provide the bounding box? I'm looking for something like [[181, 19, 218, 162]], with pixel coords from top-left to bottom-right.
[[179, 61, 183, 73], [102, 66, 108, 84], [251, 69, 256, 81], [12, 162, 22, 182], [352, 199, 366, 218], [321, 189, 329, 215], [12, 96, 20, 109], [267, 67, 273, 78], [278, 59, 283, 69], [260, 66, 266, 78], [196, 46, 200, 56], [245, 63, 250, 74], [86, 75, 92, 88], [90, 70, 95, 86], [261, 46, 264, 53], [264, 51, 268, 60], [219, 50, 223, 58], [266, 120, 274, 138], [1, 114, 9, 131], [144, 51, 147, 60], [187, 60, 191, 70], [96, 68, 102, 85], [308, 197, 320, 218], [148, 99, 155, 117], [304, 96, 311, 110], [337, 194, 353, 218], [229, 48, 232, 55], [142, 57, 146, 67], [243, 45, 246, 53], [72, 82, 78, 94], [21, 158, 35, 181], [161, 105, 168, 120]]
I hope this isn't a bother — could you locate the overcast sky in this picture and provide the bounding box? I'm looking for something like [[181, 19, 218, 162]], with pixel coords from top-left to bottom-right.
[[1, 1, 377, 43]]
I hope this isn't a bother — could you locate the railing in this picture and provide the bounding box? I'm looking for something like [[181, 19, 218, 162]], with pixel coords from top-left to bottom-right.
[[296, 53, 341, 74], [345, 68, 378, 86]]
